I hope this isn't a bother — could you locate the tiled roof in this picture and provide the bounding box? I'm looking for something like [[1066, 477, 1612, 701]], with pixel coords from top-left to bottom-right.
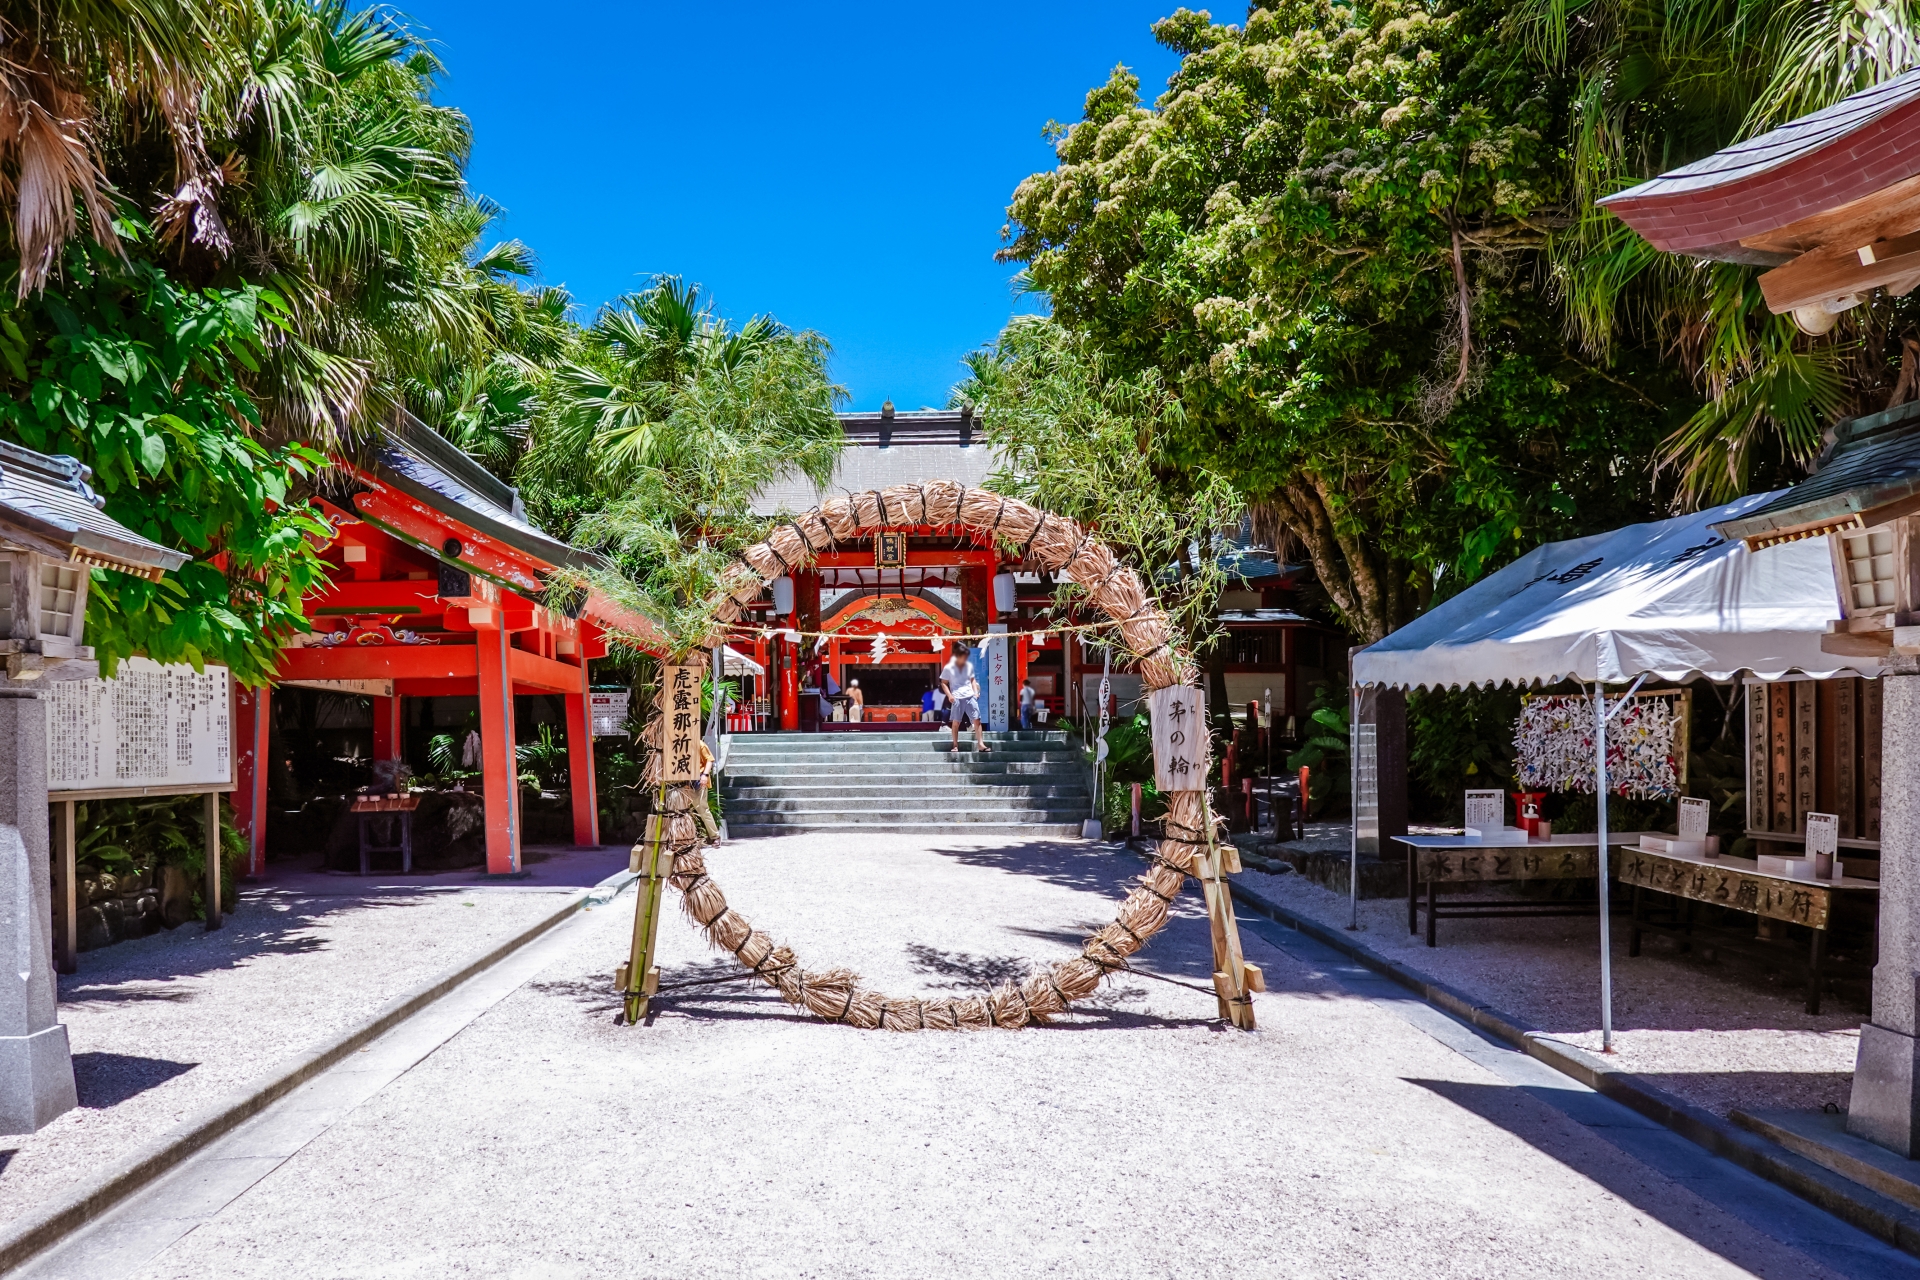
[[0, 440, 190, 578], [1711, 398, 1920, 541], [1600, 69, 1920, 258], [375, 412, 602, 573], [750, 413, 1001, 516]]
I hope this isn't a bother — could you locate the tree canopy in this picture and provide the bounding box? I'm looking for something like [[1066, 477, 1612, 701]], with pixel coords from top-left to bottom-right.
[[999, 0, 1695, 640]]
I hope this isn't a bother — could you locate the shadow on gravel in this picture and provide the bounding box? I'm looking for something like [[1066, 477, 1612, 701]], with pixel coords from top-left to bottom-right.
[[72, 1051, 197, 1108], [1406, 1077, 1917, 1280]]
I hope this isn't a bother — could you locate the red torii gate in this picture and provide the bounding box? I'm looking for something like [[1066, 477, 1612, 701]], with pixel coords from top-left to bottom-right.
[[232, 416, 664, 876]]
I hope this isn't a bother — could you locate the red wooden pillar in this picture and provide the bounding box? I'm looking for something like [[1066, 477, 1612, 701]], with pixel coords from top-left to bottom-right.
[[233, 683, 272, 877], [371, 693, 402, 762], [475, 619, 521, 874], [564, 654, 599, 847]]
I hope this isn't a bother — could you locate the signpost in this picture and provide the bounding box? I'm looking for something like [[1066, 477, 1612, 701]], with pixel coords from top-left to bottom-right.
[[45, 660, 238, 973]]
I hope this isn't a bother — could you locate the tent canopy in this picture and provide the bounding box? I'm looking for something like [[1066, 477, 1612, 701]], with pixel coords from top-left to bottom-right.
[[721, 645, 765, 677], [1352, 492, 1879, 690]]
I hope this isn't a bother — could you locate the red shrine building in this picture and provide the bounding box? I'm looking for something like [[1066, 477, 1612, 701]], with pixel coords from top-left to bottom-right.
[[738, 406, 1345, 731], [232, 415, 662, 876]]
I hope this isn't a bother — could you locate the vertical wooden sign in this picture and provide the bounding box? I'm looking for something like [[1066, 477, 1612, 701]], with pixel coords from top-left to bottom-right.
[[1148, 685, 1208, 790], [659, 664, 702, 782], [1769, 684, 1792, 833], [1747, 684, 1770, 835], [1793, 680, 1816, 832], [1833, 677, 1857, 838]]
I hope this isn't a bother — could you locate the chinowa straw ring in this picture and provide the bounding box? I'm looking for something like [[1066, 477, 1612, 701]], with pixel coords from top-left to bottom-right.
[[640, 480, 1213, 1031]]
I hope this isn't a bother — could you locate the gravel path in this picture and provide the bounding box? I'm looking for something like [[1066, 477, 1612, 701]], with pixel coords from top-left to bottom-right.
[[1236, 859, 1860, 1118], [94, 832, 1877, 1278], [0, 843, 627, 1232]]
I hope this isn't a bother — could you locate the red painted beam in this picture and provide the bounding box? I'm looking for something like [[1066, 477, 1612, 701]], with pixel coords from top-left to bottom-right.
[[308, 581, 446, 613], [279, 645, 479, 682], [507, 646, 591, 695]]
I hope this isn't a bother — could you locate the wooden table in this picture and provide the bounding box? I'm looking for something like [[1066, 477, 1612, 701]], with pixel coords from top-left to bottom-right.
[[352, 793, 420, 874], [1395, 833, 1653, 948], [1612, 844, 1879, 1014]]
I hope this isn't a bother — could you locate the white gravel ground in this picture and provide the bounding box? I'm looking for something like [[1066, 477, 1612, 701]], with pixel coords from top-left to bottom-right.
[[1237, 859, 1860, 1118], [0, 844, 627, 1233], [117, 832, 1866, 1278]]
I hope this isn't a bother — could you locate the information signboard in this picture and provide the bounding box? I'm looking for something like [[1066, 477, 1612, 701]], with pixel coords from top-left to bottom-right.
[[591, 690, 631, 736], [46, 658, 232, 795]]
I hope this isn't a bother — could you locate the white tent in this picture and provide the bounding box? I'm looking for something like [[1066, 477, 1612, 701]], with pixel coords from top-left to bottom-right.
[[720, 645, 765, 677], [1353, 491, 1881, 689]]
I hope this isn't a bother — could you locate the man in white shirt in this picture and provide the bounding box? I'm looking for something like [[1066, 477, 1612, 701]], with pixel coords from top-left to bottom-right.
[[1018, 677, 1036, 731], [938, 642, 989, 753]]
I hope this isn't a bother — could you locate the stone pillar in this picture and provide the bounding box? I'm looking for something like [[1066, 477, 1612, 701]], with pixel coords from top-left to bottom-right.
[[1851, 665, 1920, 1154], [1354, 683, 1408, 857], [0, 688, 79, 1134]]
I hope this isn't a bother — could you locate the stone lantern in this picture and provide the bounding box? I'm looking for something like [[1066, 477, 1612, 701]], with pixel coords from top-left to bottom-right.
[[0, 440, 186, 1134], [1715, 403, 1920, 1156]]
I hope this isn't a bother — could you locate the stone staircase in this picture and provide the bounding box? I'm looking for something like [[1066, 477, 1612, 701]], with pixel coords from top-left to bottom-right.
[[721, 730, 1091, 838]]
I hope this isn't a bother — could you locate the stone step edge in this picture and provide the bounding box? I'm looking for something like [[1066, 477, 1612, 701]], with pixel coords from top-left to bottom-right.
[[1216, 864, 1920, 1260]]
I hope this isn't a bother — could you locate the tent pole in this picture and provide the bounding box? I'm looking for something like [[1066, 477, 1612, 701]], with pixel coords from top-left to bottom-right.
[[1349, 680, 1359, 931], [1593, 681, 1613, 1053]]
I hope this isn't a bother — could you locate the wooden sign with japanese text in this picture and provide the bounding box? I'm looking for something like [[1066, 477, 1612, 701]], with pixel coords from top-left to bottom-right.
[[1613, 847, 1830, 929], [659, 664, 702, 782], [1148, 685, 1208, 791], [47, 658, 232, 794]]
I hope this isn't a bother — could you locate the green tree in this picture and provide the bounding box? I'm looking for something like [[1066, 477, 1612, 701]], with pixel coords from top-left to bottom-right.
[[0, 243, 331, 683], [954, 316, 1243, 656], [525, 279, 845, 651], [1001, 1, 1688, 638]]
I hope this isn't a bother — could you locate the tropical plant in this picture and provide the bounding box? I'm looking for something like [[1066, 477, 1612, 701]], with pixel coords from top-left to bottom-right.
[[0, 0, 241, 292], [0, 241, 332, 681], [1522, 0, 1920, 506], [525, 277, 846, 651], [958, 317, 1244, 656], [1286, 685, 1351, 817]]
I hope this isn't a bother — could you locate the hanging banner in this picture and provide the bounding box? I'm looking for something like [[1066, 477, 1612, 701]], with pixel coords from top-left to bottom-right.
[[47, 658, 231, 793], [1148, 685, 1208, 791], [659, 665, 702, 782], [986, 625, 1010, 733]]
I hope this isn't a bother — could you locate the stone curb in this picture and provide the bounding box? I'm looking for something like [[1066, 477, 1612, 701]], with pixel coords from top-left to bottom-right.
[[0, 868, 637, 1277], [1217, 875, 1920, 1259]]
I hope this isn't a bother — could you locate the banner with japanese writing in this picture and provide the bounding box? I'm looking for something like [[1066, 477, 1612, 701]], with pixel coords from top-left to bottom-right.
[[1148, 685, 1208, 791], [659, 664, 702, 782]]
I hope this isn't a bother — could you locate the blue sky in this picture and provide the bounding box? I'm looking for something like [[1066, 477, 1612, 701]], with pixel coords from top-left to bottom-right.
[[391, 2, 1185, 411]]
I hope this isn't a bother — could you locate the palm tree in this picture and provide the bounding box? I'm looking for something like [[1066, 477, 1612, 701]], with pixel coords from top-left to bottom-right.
[[0, 0, 240, 292], [1522, 0, 1920, 506], [521, 276, 845, 644]]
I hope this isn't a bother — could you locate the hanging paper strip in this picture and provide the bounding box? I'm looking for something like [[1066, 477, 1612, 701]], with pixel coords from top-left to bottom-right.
[[1515, 694, 1679, 799]]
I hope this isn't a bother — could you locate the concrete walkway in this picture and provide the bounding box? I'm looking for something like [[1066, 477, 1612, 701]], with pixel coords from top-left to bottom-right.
[[13, 833, 1916, 1278], [0, 844, 627, 1236]]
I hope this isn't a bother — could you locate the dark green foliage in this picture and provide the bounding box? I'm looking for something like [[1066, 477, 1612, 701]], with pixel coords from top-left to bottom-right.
[[0, 248, 331, 683], [1286, 684, 1350, 816]]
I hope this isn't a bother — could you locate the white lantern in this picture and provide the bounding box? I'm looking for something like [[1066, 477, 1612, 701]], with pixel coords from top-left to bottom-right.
[[771, 575, 795, 616], [992, 572, 1017, 614]]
